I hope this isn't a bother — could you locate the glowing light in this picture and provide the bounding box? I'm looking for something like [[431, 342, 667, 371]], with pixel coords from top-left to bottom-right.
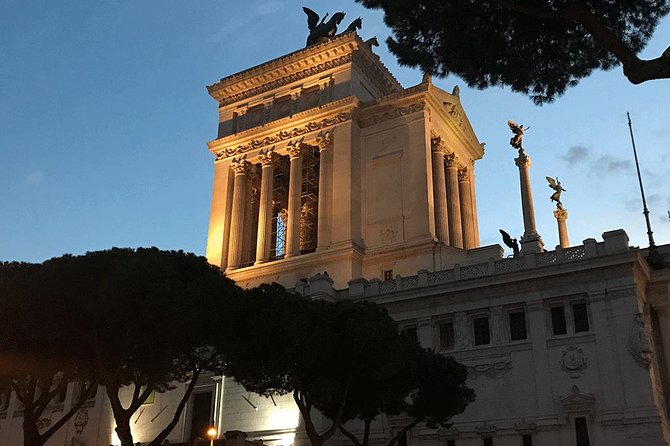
[[207, 427, 218, 438]]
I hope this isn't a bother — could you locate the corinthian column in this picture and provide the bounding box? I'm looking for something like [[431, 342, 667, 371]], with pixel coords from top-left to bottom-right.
[[445, 153, 463, 249], [316, 130, 333, 251], [515, 150, 544, 253], [431, 136, 450, 244], [227, 156, 250, 269], [554, 207, 569, 248], [285, 140, 303, 258], [255, 148, 276, 264], [458, 166, 476, 249]]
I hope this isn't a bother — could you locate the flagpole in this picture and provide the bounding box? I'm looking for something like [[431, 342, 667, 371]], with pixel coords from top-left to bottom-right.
[[627, 112, 663, 268]]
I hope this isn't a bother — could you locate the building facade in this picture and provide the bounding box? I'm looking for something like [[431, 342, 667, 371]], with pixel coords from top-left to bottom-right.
[[1, 31, 668, 446]]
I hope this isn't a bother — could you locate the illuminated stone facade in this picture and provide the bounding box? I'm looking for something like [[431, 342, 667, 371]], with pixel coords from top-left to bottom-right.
[[1, 31, 668, 446]]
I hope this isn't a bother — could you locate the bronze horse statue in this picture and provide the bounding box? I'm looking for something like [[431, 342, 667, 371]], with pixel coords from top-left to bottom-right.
[[303, 7, 346, 46]]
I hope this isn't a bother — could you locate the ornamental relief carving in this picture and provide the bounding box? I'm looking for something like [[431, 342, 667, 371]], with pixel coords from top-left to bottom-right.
[[214, 113, 351, 160], [560, 346, 587, 377], [467, 361, 512, 380], [359, 102, 425, 128], [626, 313, 653, 369]]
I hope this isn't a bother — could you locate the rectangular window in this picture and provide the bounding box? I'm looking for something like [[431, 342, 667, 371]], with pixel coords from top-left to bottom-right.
[[575, 417, 590, 446], [447, 440, 455, 446], [383, 270, 394, 280], [473, 316, 490, 346], [509, 311, 527, 341], [439, 322, 455, 350], [551, 305, 567, 335], [483, 437, 493, 446], [572, 302, 590, 332], [522, 434, 532, 446]]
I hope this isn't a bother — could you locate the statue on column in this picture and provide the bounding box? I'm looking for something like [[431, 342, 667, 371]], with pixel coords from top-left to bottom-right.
[[546, 176, 566, 208], [507, 121, 530, 151]]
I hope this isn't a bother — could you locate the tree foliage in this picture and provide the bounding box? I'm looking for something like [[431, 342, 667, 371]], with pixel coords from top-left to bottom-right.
[[1, 249, 242, 446], [223, 284, 474, 446], [356, 0, 670, 103], [0, 261, 97, 446]]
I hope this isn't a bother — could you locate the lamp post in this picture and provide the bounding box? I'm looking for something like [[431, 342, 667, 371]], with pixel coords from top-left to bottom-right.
[[207, 426, 217, 446]]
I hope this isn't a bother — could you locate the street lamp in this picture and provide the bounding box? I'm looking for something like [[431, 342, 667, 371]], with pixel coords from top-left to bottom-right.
[[206, 426, 217, 446]]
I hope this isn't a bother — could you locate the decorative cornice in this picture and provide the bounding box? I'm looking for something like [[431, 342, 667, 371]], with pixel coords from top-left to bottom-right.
[[212, 112, 351, 160], [359, 101, 425, 128], [207, 33, 401, 106], [217, 54, 353, 107]]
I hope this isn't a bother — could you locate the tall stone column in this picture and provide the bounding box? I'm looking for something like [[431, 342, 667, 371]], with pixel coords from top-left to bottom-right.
[[255, 148, 275, 264], [316, 130, 333, 251], [227, 156, 250, 270], [445, 153, 464, 249], [285, 141, 303, 258], [515, 150, 544, 253], [554, 207, 569, 248], [458, 166, 476, 249], [431, 136, 450, 244], [469, 160, 480, 247]]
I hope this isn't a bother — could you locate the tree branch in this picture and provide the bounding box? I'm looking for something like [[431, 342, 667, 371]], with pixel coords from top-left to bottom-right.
[[42, 381, 97, 441], [387, 418, 423, 446], [337, 424, 362, 446]]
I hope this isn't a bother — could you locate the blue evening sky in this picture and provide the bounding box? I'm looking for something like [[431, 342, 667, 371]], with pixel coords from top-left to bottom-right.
[[1, 0, 669, 263]]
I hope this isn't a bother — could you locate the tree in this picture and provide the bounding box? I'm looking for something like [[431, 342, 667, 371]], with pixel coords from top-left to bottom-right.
[[0, 261, 97, 446], [329, 343, 475, 446], [78, 248, 240, 446], [223, 284, 474, 446], [223, 284, 409, 446], [356, 0, 670, 103]]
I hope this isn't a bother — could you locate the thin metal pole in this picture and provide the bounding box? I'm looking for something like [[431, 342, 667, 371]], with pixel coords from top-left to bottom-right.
[[627, 112, 661, 264]]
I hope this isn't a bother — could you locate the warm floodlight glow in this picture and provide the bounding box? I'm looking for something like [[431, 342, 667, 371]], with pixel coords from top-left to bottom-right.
[[207, 426, 218, 438]]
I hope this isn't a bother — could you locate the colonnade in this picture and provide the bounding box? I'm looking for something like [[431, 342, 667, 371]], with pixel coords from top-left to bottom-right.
[[431, 136, 478, 249], [225, 131, 332, 270]]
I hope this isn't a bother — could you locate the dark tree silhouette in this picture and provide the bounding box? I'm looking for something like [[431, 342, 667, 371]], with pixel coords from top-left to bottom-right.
[[0, 261, 97, 446], [223, 284, 474, 446], [356, 0, 670, 103], [78, 248, 240, 446], [328, 343, 474, 446]]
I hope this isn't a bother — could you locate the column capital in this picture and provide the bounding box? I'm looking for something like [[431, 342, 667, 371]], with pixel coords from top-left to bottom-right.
[[553, 208, 568, 221], [286, 138, 304, 158], [457, 166, 470, 182], [514, 150, 531, 169], [231, 156, 250, 175], [315, 129, 333, 150], [234, 106, 248, 116], [445, 152, 459, 168], [258, 147, 277, 167], [431, 135, 447, 154]]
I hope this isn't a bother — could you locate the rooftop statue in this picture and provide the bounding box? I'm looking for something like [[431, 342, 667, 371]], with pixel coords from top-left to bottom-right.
[[303, 7, 362, 47], [508, 120, 530, 150], [546, 176, 566, 208], [499, 229, 520, 257]]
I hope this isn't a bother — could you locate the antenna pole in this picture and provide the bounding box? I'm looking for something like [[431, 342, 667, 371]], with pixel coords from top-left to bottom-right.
[[627, 112, 663, 268]]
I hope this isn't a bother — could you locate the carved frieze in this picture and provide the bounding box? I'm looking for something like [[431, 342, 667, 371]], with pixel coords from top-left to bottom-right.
[[214, 112, 351, 160], [359, 102, 425, 127], [560, 346, 587, 377], [626, 313, 653, 369], [467, 361, 512, 380]]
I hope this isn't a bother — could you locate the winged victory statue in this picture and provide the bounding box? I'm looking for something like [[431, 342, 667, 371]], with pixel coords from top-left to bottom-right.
[[508, 120, 530, 150], [303, 7, 363, 47], [546, 176, 566, 208], [499, 229, 520, 257]]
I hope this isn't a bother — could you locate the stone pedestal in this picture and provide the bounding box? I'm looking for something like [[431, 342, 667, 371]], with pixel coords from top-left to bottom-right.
[[515, 150, 544, 254], [554, 207, 569, 249]]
